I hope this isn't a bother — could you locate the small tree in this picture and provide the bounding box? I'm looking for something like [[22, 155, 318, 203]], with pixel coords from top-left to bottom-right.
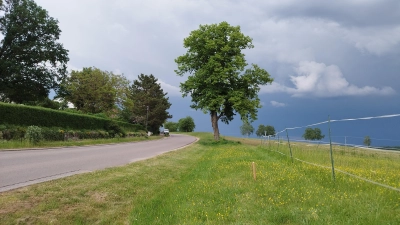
[[302, 128, 325, 141], [178, 116, 196, 132], [256, 125, 265, 137], [256, 125, 275, 137], [240, 121, 254, 137], [164, 121, 178, 132], [363, 136, 371, 147]]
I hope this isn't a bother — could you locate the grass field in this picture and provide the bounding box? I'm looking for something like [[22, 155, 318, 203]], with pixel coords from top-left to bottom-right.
[[0, 133, 399, 224], [257, 138, 400, 190]]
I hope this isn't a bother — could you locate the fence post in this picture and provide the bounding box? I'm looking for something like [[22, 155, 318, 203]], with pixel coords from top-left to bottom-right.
[[285, 129, 294, 163], [328, 115, 336, 181]]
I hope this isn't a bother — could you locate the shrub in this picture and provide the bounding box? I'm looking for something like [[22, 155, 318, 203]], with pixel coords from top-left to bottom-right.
[[41, 127, 64, 141], [0, 125, 26, 141], [105, 121, 126, 138], [25, 126, 43, 144]]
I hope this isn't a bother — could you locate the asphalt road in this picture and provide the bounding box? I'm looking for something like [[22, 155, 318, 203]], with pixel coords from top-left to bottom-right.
[[0, 134, 197, 192]]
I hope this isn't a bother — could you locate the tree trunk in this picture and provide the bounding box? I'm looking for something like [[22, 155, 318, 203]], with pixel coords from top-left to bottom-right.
[[210, 111, 220, 141]]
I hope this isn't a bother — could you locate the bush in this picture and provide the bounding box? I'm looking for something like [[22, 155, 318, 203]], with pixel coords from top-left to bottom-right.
[[0, 125, 26, 141], [198, 138, 241, 146], [25, 126, 43, 144], [105, 121, 126, 138], [41, 127, 65, 141]]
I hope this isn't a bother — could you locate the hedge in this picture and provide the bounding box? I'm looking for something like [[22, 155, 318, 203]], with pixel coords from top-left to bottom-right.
[[0, 103, 143, 132]]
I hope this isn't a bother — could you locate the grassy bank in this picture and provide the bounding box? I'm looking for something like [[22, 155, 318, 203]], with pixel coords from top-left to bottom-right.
[[0, 133, 399, 224], [0, 136, 162, 150]]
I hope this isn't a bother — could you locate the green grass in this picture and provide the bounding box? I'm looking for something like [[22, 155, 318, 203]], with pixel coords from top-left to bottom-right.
[[258, 139, 400, 190], [0, 133, 399, 224], [0, 136, 162, 150]]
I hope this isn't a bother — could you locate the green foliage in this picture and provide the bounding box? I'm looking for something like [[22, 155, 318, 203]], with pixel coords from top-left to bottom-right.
[[0, 102, 142, 132], [25, 125, 42, 144], [59, 67, 129, 115], [0, 0, 69, 103], [164, 121, 178, 132], [127, 74, 172, 133], [240, 121, 254, 137], [175, 21, 273, 140], [256, 124, 275, 137], [0, 124, 25, 140], [302, 128, 325, 141], [363, 136, 371, 146], [198, 137, 241, 146], [105, 121, 126, 138], [178, 116, 195, 132]]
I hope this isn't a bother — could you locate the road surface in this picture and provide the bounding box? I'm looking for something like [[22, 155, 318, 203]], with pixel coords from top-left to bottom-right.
[[0, 134, 197, 192]]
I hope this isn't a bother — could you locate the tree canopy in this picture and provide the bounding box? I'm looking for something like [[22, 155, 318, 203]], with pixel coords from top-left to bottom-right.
[[175, 21, 273, 140], [256, 125, 275, 137], [59, 67, 129, 115], [127, 74, 172, 133], [178, 116, 195, 132], [363, 136, 371, 147], [164, 121, 178, 132], [0, 0, 69, 103], [302, 128, 325, 141], [240, 121, 254, 137]]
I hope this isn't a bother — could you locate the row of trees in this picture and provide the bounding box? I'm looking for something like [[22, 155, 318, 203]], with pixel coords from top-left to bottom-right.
[[164, 116, 195, 132], [0, 0, 172, 133], [240, 122, 276, 137], [58, 70, 172, 133]]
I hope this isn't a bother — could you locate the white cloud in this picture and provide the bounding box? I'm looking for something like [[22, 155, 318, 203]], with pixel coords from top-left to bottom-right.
[[262, 61, 396, 98], [271, 101, 286, 107], [343, 26, 400, 55], [158, 80, 181, 97]]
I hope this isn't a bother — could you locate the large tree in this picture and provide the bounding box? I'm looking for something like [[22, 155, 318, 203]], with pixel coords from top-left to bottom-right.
[[175, 21, 273, 140], [127, 74, 172, 133], [59, 67, 129, 115], [0, 0, 69, 103]]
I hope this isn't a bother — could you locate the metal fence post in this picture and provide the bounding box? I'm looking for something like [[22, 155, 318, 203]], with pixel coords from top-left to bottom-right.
[[328, 115, 336, 181], [286, 129, 294, 163]]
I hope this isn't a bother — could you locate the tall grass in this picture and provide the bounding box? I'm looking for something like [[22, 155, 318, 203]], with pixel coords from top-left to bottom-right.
[[0, 133, 399, 224], [258, 137, 400, 190]]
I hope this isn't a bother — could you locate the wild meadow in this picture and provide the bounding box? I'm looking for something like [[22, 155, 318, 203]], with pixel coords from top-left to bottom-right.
[[0, 133, 399, 224], [260, 138, 400, 191]]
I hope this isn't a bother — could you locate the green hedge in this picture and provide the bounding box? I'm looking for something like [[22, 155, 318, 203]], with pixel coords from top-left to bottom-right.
[[0, 103, 143, 132]]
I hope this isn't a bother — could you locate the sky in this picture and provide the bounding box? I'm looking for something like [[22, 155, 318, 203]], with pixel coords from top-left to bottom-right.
[[34, 0, 400, 147]]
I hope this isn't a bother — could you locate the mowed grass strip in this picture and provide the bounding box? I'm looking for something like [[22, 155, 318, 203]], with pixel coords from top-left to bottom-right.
[[0, 136, 163, 150], [0, 133, 399, 224]]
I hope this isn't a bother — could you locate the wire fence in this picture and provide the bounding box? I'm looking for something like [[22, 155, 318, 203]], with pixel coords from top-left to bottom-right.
[[261, 114, 400, 192]]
